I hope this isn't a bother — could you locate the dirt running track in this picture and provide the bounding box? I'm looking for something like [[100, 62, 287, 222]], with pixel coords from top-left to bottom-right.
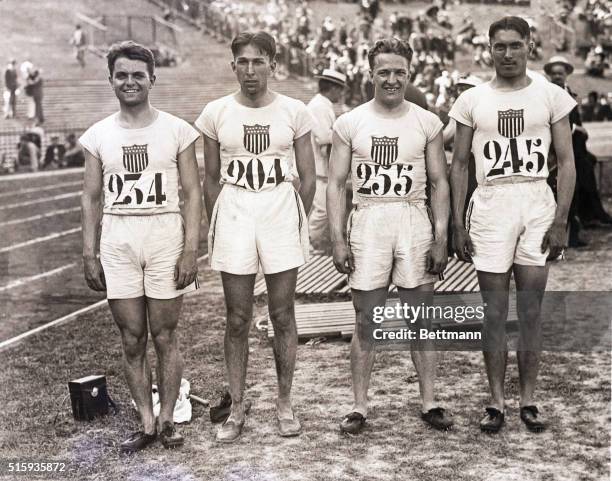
[[0, 169, 209, 343]]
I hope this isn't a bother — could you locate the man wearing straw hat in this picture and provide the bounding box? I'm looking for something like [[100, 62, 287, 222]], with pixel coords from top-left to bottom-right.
[[307, 69, 346, 249]]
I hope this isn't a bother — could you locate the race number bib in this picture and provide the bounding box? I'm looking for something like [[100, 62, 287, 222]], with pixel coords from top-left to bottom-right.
[[355, 162, 414, 197], [484, 137, 546, 179], [107, 171, 167, 208], [225, 157, 288, 192]]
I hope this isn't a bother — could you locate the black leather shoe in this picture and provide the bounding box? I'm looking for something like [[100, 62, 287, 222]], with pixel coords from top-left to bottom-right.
[[421, 407, 454, 431], [339, 412, 366, 434], [159, 421, 184, 449], [120, 430, 157, 453], [520, 405, 546, 433], [480, 407, 505, 433]]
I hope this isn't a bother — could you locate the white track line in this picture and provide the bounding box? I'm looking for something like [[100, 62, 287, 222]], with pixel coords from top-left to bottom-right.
[[0, 180, 82, 199], [0, 227, 81, 254], [0, 167, 83, 182], [0, 254, 209, 351], [0, 299, 109, 350], [0, 191, 82, 211], [0, 262, 79, 293], [0, 206, 80, 227]]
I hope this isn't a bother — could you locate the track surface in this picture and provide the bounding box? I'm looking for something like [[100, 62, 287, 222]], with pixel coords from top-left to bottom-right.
[[0, 169, 209, 343]]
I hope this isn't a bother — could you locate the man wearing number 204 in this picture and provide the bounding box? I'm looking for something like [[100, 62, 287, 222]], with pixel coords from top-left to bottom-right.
[[327, 38, 453, 434], [80, 41, 202, 452], [196, 31, 315, 442]]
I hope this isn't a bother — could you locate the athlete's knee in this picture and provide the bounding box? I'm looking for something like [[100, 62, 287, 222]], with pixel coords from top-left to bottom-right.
[[484, 301, 509, 324], [268, 303, 295, 328], [226, 305, 252, 337], [152, 327, 178, 351], [121, 330, 147, 361], [516, 301, 542, 324]]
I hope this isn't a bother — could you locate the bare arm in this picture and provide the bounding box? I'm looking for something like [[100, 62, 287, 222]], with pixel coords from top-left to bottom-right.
[[326, 131, 353, 273], [294, 132, 316, 214], [449, 121, 475, 261], [202, 133, 222, 223], [425, 131, 450, 274], [176, 141, 203, 289], [542, 114, 576, 258], [80, 149, 105, 291]]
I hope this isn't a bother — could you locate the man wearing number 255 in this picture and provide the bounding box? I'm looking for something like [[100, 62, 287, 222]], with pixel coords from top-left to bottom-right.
[[450, 16, 576, 433], [80, 41, 202, 452], [196, 31, 315, 442], [327, 38, 453, 434]]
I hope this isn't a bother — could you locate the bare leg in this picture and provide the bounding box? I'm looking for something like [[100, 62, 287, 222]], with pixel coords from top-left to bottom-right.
[[513, 264, 548, 407], [477, 270, 512, 411], [350, 287, 389, 416], [147, 296, 184, 427], [397, 283, 436, 412], [221, 272, 256, 424], [109, 297, 155, 434], [264, 268, 299, 419]]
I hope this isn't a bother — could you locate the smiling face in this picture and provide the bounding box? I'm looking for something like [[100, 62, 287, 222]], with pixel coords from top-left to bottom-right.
[[109, 57, 155, 107], [232, 43, 276, 98], [489, 29, 531, 80], [370, 53, 409, 108]]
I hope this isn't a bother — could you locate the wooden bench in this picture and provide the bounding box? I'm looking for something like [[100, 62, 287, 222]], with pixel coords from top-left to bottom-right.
[[253, 254, 346, 296], [254, 255, 479, 297], [264, 292, 518, 340], [338, 256, 479, 294]]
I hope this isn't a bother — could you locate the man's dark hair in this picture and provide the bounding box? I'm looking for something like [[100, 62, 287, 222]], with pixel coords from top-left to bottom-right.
[[231, 31, 276, 62], [488, 16, 531, 42], [319, 78, 342, 93], [367, 37, 413, 70], [107, 41, 155, 78]]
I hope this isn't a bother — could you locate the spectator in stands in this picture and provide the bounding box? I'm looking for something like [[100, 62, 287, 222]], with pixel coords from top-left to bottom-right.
[[585, 45, 609, 76], [3, 59, 18, 119], [17, 130, 42, 172], [307, 69, 346, 250], [70, 24, 87, 68], [581, 90, 612, 121], [544, 55, 589, 247], [25, 69, 44, 125], [64, 133, 85, 167], [43, 135, 66, 169]]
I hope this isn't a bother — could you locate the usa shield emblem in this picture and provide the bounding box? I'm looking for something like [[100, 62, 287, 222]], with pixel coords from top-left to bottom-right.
[[497, 109, 524, 139], [243, 124, 270, 155], [122, 144, 149, 173], [370, 136, 398, 166]]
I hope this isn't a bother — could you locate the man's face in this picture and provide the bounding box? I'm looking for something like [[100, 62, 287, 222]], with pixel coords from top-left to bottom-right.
[[232, 44, 275, 97], [329, 84, 345, 104], [109, 57, 154, 107], [489, 29, 531, 79], [370, 53, 409, 107], [548, 64, 568, 87]]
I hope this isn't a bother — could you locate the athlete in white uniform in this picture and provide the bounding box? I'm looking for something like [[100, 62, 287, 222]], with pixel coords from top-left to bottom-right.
[[328, 38, 453, 434], [80, 42, 202, 451], [197, 32, 315, 442], [449, 17, 576, 433]]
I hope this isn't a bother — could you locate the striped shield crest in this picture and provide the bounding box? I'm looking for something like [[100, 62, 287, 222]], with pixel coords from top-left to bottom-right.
[[122, 144, 149, 173], [370, 136, 398, 166], [243, 124, 270, 155], [497, 109, 524, 139]]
